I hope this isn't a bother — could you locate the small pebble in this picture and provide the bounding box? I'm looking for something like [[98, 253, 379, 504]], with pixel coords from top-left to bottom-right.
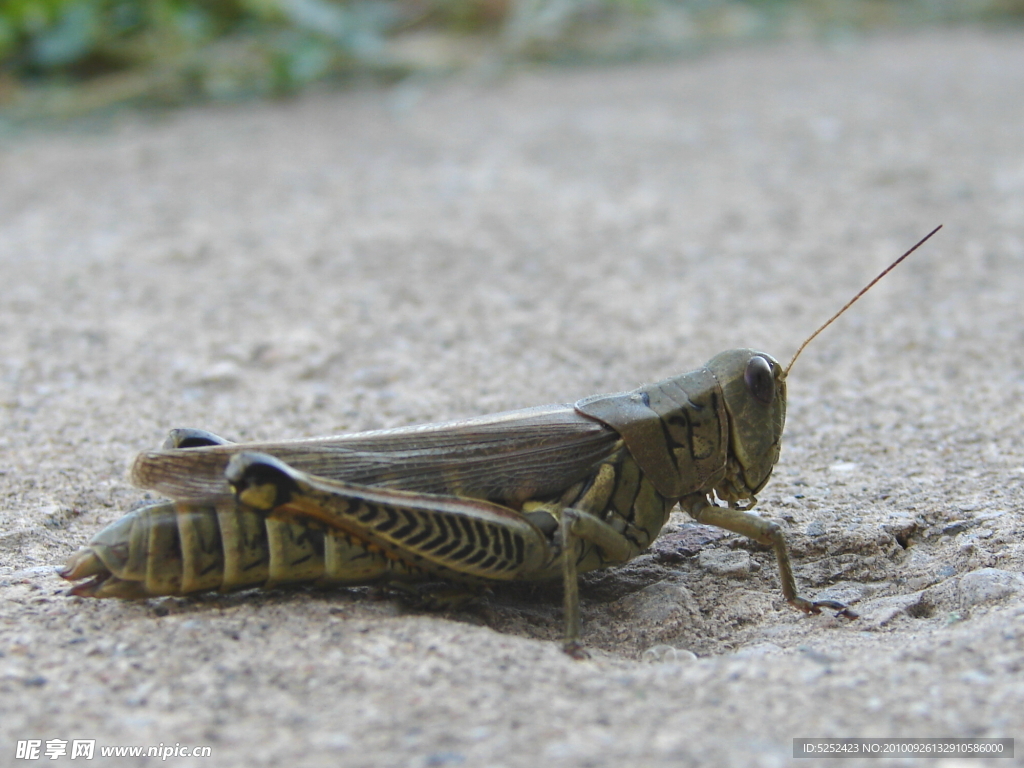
[[943, 520, 973, 536], [624, 581, 700, 624], [805, 521, 827, 537], [642, 645, 697, 663], [959, 568, 1024, 608], [698, 549, 753, 577]]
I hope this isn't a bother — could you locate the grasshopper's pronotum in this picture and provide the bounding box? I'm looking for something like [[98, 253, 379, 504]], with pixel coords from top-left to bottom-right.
[[61, 227, 941, 654]]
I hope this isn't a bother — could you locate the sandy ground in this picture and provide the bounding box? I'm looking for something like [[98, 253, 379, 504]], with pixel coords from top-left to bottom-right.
[[2, 28, 1024, 768]]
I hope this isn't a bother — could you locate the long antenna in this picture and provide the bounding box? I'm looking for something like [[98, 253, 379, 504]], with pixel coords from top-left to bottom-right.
[[785, 225, 943, 377]]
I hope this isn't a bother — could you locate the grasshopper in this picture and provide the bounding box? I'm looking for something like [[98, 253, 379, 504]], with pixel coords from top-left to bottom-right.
[[60, 227, 941, 654]]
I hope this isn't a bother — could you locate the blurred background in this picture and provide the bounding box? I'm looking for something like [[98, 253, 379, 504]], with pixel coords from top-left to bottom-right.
[[2, 0, 1023, 120]]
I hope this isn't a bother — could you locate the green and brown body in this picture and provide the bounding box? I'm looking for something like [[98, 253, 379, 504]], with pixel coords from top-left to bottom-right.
[[61, 348, 854, 650], [64, 441, 674, 594]]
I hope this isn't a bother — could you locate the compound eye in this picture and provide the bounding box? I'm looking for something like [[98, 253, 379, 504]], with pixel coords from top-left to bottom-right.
[[744, 355, 775, 405]]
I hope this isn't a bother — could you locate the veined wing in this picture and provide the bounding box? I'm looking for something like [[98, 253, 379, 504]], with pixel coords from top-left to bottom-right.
[[131, 403, 621, 506]]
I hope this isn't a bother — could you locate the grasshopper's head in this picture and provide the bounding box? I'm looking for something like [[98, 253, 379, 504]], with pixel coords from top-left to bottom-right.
[[700, 228, 942, 507], [706, 348, 786, 506]]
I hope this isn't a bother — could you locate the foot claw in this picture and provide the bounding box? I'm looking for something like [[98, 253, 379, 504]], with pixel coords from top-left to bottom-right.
[[812, 599, 858, 619], [791, 597, 858, 620], [562, 640, 590, 660]]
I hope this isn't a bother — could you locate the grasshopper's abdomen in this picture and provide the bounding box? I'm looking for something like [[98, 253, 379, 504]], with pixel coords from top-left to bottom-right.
[[60, 499, 404, 598]]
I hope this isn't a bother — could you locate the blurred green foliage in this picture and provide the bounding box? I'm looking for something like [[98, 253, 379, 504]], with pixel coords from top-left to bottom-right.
[[0, 0, 1022, 112], [0, 0, 415, 100]]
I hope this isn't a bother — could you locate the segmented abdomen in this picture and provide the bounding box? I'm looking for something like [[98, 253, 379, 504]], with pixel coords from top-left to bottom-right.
[[63, 498, 406, 598]]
